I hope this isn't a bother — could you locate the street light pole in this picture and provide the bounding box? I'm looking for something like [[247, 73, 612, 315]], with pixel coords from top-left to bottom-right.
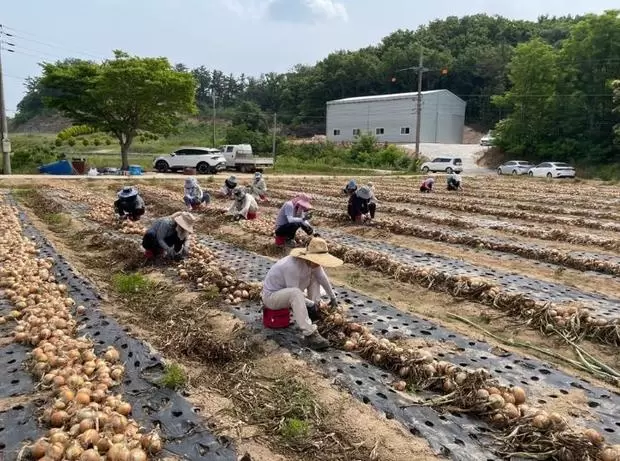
[[272, 112, 277, 160], [212, 89, 216, 147]]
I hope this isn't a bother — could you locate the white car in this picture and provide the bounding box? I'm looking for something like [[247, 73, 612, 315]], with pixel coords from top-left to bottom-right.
[[480, 132, 495, 146], [153, 147, 227, 174], [527, 162, 576, 179], [420, 157, 463, 174], [497, 160, 534, 175]]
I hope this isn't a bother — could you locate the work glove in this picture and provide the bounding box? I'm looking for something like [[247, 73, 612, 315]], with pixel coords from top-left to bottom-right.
[[233, 214, 242, 222], [305, 300, 322, 322], [301, 221, 314, 235], [165, 247, 176, 259], [304, 211, 313, 221], [329, 297, 338, 309]]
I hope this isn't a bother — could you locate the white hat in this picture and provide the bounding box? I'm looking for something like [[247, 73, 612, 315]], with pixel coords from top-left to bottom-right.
[[356, 186, 372, 200]]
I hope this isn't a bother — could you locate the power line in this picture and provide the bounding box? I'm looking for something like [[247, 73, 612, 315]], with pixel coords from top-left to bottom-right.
[[0, 24, 104, 60]]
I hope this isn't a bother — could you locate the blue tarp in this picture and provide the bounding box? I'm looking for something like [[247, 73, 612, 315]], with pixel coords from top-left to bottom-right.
[[38, 160, 73, 175]]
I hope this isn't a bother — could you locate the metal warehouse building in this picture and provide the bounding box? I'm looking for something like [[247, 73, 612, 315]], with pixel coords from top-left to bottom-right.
[[326, 90, 466, 144]]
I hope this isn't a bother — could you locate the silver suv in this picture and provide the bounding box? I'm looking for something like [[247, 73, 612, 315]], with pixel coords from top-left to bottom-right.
[[420, 157, 463, 174]]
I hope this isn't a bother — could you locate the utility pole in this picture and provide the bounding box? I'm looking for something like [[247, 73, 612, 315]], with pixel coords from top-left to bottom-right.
[[415, 47, 425, 156], [271, 112, 277, 159], [394, 47, 427, 155], [211, 89, 216, 147], [0, 26, 12, 174]]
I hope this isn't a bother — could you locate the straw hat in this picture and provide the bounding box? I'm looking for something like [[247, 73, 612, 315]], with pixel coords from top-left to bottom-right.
[[290, 237, 343, 267], [172, 211, 196, 234]]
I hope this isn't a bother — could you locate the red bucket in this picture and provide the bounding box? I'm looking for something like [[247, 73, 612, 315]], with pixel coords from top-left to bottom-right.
[[262, 307, 291, 329], [274, 235, 286, 246]]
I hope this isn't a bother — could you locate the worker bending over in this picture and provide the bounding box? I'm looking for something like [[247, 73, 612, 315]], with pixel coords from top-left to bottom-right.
[[343, 179, 358, 196], [249, 172, 268, 201], [184, 177, 210, 210], [274, 193, 314, 247], [229, 188, 259, 220], [142, 211, 196, 260], [114, 186, 146, 221], [262, 237, 342, 350], [447, 172, 463, 191], [348, 186, 376, 223], [420, 177, 435, 193], [218, 176, 238, 198]]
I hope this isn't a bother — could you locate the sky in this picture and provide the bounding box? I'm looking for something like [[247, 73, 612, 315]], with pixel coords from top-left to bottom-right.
[[1, 0, 619, 114]]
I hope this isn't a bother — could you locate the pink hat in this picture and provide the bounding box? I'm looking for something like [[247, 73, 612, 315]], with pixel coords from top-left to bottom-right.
[[292, 193, 313, 210]]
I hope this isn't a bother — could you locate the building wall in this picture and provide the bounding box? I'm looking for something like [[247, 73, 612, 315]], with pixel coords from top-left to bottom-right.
[[326, 91, 465, 144]]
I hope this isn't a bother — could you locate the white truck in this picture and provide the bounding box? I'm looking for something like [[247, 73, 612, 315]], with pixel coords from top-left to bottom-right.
[[219, 144, 274, 173]]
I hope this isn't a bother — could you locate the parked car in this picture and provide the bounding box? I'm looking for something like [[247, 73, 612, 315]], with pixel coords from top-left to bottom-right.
[[528, 162, 576, 179], [218, 144, 274, 173], [420, 157, 463, 174], [497, 160, 534, 175], [480, 131, 495, 146], [153, 147, 226, 174]]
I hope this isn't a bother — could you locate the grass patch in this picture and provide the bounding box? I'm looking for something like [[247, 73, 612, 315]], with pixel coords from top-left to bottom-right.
[[111, 272, 152, 294], [279, 418, 311, 442], [11, 188, 35, 201], [43, 213, 68, 225], [159, 362, 187, 390]]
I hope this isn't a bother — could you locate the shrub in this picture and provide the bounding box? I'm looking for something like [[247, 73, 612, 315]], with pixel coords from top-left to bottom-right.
[[57, 125, 96, 141], [54, 138, 63, 147], [139, 136, 146, 143], [93, 138, 101, 146], [67, 138, 76, 147], [11, 146, 58, 173], [105, 138, 112, 145], [81, 138, 89, 146]]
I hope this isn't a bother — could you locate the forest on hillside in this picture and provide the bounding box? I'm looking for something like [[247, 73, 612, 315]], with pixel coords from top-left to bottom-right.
[[12, 11, 620, 169]]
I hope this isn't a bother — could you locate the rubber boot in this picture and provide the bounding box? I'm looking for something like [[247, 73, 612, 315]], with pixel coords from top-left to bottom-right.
[[304, 331, 330, 351]]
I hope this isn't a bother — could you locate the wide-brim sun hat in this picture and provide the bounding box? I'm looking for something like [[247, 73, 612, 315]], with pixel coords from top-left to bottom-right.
[[290, 237, 343, 268], [293, 193, 313, 210], [356, 186, 372, 200], [172, 211, 197, 234], [118, 186, 138, 199], [233, 188, 246, 199]]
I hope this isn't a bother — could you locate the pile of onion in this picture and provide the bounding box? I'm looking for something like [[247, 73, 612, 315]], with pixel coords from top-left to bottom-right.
[[316, 302, 620, 459], [177, 243, 262, 304], [0, 204, 162, 461]]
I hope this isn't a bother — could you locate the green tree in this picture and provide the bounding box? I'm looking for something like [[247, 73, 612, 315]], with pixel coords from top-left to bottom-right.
[[558, 11, 620, 162], [492, 39, 559, 157], [40, 51, 196, 168], [232, 100, 265, 132]]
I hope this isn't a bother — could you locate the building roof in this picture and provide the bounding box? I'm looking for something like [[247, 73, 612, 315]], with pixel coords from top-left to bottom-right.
[[326, 89, 465, 106]]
